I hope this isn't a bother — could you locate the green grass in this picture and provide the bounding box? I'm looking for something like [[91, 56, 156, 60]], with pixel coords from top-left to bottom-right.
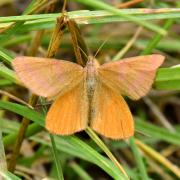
[[0, 0, 180, 179]]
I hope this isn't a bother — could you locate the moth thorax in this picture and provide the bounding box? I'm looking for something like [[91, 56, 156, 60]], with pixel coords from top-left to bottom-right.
[[86, 58, 97, 98], [86, 72, 97, 97]]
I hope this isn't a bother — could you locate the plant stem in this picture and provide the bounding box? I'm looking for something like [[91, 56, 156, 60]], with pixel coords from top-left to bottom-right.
[[8, 95, 38, 172], [112, 26, 142, 61], [135, 139, 180, 178], [86, 127, 129, 180]]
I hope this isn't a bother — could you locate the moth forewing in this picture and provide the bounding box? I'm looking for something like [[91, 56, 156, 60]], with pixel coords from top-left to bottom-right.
[[46, 73, 88, 135], [98, 55, 165, 100], [12, 57, 84, 98]]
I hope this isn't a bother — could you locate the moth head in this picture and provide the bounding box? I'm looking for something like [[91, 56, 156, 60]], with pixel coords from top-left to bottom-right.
[[86, 56, 100, 68]]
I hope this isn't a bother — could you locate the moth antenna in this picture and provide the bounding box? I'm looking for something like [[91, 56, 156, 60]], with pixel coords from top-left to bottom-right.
[[78, 45, 89, 60], [79, 33, 113, 61], [94, 36, 111, 58]]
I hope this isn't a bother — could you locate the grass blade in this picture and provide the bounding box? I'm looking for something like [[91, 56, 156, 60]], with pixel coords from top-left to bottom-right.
[[49, 134, 64, 180], [74, 0, 167, 35], [136, 119, 180, 146], [69, 162, 93, 180], [155, 67, 180, 90], [129, 137, 149, 180]]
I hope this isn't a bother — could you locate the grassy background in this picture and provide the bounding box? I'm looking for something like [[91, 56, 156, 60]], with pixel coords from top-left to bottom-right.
[[0, 0, 180, 179]]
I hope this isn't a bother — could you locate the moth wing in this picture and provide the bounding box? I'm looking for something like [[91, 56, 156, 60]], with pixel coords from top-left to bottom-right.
[[46, 76, 88, 135], [90, 81, 134, 139], [98, 55, 165, 100], [12, 56, 83, 98]]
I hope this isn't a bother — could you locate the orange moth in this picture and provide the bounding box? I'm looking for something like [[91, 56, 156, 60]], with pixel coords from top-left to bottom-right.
[[12, 55, 164, 139]]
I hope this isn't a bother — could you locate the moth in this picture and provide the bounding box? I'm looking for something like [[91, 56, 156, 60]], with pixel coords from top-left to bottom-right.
[[12, 55, 164, 139]]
